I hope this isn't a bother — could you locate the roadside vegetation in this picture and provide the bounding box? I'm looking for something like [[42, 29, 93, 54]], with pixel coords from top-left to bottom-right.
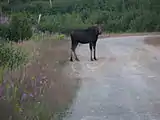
[[0, 0, 159, 120], [1, 0, 160, 34]]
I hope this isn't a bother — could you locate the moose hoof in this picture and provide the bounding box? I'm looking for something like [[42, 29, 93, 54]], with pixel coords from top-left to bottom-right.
[[75, 58, 80, 61], [91, 58, 94, 61], [70, 58, 73, 62], [94, 58, 97, 61]]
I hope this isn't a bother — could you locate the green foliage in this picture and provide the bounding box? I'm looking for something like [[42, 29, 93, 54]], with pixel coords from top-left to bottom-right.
[[0, 13, 33, 42], [8, 13, 32, 42], [0, 42, 28, 70], [129, 11, 160, 32], [1, 0, 160, 33], [55, 33, 65, 40], [0, 24, 10, 40], [38, 13, 91, 34]]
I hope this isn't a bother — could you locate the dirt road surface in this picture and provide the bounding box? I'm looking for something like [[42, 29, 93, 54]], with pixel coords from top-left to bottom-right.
[[64, 35, 160, 120]]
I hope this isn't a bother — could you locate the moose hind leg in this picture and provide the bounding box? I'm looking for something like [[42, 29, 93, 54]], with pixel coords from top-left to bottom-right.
[[72, 42, 79, 61], [70, 49, 73, 62]]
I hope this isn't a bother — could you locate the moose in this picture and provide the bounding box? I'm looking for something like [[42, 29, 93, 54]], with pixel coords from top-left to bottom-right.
[[70, 25, 102, 61]]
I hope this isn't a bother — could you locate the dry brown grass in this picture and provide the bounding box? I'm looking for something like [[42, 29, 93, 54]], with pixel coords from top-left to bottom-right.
[[2, 35, 80, 119], [21, 38, 79, 110]]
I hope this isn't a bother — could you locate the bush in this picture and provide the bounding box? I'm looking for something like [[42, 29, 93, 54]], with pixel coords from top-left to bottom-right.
[[129, 11, 160, 32], [37, 13, 92, 34], [0, 24, 10, 40], [8, 13, 32, 42], [37, 22, 53, 33], [0, 42, 28, 70]]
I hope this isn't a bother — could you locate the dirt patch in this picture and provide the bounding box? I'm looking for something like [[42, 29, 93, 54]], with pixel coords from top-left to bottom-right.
[[99, 32, 160, 39], [144, 36, 160, 47]]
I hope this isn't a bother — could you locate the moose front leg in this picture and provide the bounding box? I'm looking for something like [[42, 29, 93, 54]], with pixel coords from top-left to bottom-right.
[[93, 42, 97, 60], [89, 43, 93, 61]]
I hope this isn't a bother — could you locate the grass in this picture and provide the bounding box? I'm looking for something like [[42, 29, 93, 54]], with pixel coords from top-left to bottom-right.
[[0, 33, 80, 120]]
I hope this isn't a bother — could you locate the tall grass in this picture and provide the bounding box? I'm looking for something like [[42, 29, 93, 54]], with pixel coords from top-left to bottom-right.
[[0, 33, 76, 120]]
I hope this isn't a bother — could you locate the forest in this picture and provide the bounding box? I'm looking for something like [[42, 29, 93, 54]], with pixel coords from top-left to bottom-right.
[[1, 0, 160, 34]]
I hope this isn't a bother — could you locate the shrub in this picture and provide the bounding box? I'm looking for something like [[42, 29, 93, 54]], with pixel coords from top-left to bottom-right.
[[55, 33, 65, 40], [37, 13, 92, 35], [8, 13, 32, 42], [0, 42, 28, 70], [37, 22, 53, 33], [0, 24, 10, 40], [129, 11, 160, 32]]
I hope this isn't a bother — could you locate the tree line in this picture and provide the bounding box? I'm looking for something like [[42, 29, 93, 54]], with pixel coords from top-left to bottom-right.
[[0, 0, 160, 42]]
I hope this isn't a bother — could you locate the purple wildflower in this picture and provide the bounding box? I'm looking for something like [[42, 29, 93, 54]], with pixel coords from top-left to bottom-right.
[[37, 76, 41, 82], [29, 93, 34, 97], [21, 93, 27, 101]]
